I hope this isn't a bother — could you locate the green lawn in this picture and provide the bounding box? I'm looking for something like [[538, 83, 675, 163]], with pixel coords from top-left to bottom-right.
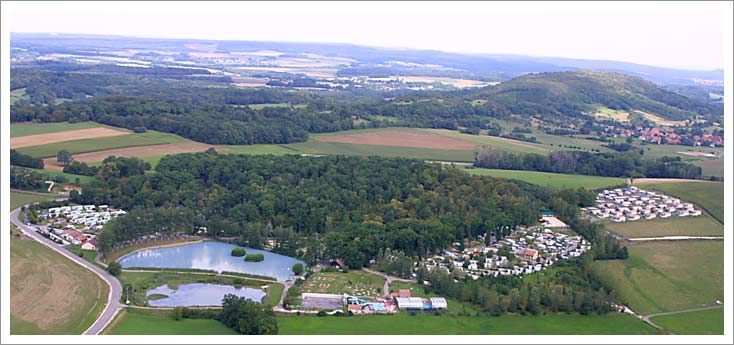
[[530, 132, 611, 153], [10, 88, 29, 106], [591, 241, 723, 315], [16, 130, 187, 158], [247, 103, 307, 110], [22, 167, 96, 185], [466, 168, 626, 190], [277, 313, 657, 335], [10, 121, 101, 137], [635, 181, 724, 224], [602, 214, 723, 238], [118, 271, 282, 307], [696, 159, 724, 179], [219, 144, 299, 156], [301, 270, 385, 298], [286, 140, 475, 162], [105, 309, 237, 335], [390, 281, 479, 315], [651, 307, 724, 335], [10, 191, 58, 211]]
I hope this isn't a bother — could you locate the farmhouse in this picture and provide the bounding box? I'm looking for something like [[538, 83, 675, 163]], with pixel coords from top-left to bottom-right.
[[81, 237, 99, 251]]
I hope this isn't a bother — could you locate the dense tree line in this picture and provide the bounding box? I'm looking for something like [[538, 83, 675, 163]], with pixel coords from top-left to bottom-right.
[[80, 154, 589, 265], [10, 166, 67, 191], [219, 294, 277, 334], [415, 256, 617, 316], [10, 149, 44, 169], [475, 147, 703, 179]]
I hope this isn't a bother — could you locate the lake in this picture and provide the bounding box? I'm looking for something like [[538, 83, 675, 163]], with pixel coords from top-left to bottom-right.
[[146, 283, 266, 307], [117, 241, 305, 281]]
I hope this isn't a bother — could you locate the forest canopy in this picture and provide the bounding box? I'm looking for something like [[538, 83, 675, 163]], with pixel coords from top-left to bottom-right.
[[75, 153, 595, 267]]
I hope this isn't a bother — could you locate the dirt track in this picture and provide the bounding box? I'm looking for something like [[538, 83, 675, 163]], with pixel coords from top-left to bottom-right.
[[11, 128, 130, 149], [632, 178, 711, 184], [43, 142, 218, 170], [315, 130, 477, 150]]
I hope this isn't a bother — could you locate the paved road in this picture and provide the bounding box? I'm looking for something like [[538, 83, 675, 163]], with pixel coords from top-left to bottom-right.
[[642, 305, 723, 332], [10, 206, 124, 335], [362, 267, 417, 296], [627, 236, 724, 242]]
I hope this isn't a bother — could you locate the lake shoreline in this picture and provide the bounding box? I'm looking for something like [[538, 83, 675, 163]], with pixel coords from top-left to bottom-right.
[[117, 240, 306, 282]]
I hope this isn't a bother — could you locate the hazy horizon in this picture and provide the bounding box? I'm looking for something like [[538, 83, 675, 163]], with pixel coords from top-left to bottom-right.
[[6, 1, 728, 70]]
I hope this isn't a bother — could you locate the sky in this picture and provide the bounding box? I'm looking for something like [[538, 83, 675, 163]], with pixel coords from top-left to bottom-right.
[[5, 1, 729, 70]]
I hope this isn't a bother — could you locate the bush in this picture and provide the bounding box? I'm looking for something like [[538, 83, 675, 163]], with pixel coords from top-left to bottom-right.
[[317, 310, 328, 317], [244, 253, 265, 262], [292, 263, 304, 275], [107, 262, 122, 276], [172, 307, 184, 320], [231, 247, 247, 257]]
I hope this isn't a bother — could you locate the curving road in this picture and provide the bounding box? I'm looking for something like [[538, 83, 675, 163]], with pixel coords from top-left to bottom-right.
[[10, 206, 124, 335], [642, 305, 723, 333]]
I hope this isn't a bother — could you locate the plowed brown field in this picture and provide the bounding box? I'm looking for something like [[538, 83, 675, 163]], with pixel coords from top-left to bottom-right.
[[43, 142, 217, 170]]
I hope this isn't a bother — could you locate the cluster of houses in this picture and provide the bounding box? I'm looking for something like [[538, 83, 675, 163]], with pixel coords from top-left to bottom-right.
[[585, 186, 701, 223], [37, 227, 100, 250], [608, 125, 723, 147], [35, 204, 127, 251], [422, 215, 590, 280]]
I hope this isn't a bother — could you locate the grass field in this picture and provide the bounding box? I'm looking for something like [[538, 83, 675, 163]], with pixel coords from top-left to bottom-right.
[[10, 121, 101, 137], [651, 307, 724, 335], [10, 236, 108, 334], [594, 106, 630, 122], [16, 130, 187, 158], [301, 270, 385, 298], [247, 103, 307, 110], [119, 271, 282, 307], [22, 167, 96, 185], [421, 128, 551, 155], [696, 159, 724, 179], [390, 281, 479, 315], [104, 309, 236, 335], [602, 214, 723, 238], [286, 140, 476, 162], [10, 88, 29, 106], [277, 313, 657, 335], [591, 241, 723, 315], [465, 168, 626, 190], [635, 181, 724, 224], [10, 191, 59, 210], [219, 144, 299, 156]]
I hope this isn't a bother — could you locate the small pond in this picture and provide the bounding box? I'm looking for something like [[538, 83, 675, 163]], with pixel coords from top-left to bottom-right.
[[146, 283, 266, 307], [117, 241, 305, 281]]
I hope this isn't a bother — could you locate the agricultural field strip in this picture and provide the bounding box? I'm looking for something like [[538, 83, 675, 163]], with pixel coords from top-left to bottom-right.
[[11, 127, 131, 149]]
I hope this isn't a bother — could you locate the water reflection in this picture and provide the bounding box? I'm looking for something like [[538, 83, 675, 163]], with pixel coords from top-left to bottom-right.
[[118, 241, 305, 281], [146, 283, 266, 307]]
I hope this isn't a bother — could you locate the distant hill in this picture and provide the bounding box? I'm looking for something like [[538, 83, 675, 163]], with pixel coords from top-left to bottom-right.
[[467, 71, 721, 121], [11, 33, 722, 86]]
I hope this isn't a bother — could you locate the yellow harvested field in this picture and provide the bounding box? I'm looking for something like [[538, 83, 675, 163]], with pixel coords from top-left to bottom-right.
[[11, 128, 130, 149], [43, 142, 218, 170], [11, 237, 108, 334], [633, 110, 687, 127]]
